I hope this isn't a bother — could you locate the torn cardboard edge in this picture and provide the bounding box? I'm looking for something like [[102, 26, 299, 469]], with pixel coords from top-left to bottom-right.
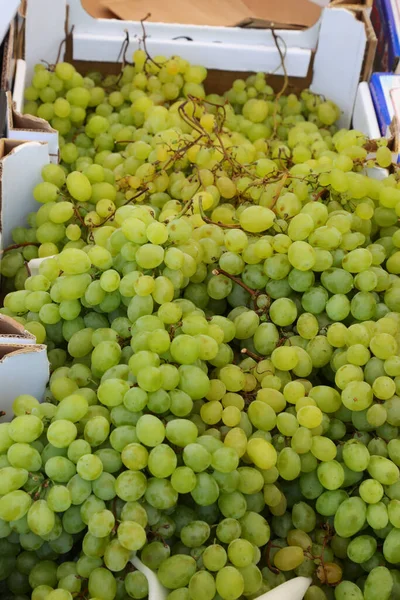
[[0, 343, 46, 360], [6, 90, 56, 135], [0, 313, 36, 342]]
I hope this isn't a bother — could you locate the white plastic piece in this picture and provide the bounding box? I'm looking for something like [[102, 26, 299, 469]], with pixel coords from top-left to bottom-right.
[[13, 59, 27, 114], [257, 578, 313, 600], [131, 557, 169, 600], [131, 556, 312, 600], [27, 256, 56, 277]]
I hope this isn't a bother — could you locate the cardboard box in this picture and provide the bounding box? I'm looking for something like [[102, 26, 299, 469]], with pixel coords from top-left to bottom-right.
[[0, 0, 376, 161], [371, 0, 400, 72], [19, 0, 372, 131]]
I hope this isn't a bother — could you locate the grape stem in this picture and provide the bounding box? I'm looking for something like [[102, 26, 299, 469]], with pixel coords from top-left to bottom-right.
[[116, 30, 132, 74], [198, 198, 241, 229], [212, 268, 258, 298], [241, 348, 263, 362], [140, 14, 163, 70], [265, 540, 280, 574], [312, 188, 329, 202], [270, 27, 289, 138], [0, 242, 40, 255], [270, 173, 289, 210]]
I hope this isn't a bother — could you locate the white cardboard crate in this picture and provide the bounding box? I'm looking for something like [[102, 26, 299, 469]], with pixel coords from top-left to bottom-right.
[[8, 0, 369, 162], [0, 3, 380, 596]]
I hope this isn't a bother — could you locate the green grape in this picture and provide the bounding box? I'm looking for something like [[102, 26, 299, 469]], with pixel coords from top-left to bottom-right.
[[0, 491, 32, 521], [27, 500, 55, 536], [13, 58, 400, 600], [125, 571, 149, 599], [88, 568, 117, 600], [157, 555, 197, 589], [334, 497, 367, 538], [347, 535, 377, 563], [364, 566, 394, 600], [215, 566, 244, 600]]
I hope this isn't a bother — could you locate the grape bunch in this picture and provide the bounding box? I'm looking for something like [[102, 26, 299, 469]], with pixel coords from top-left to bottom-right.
[[0, 48, 399, 600]]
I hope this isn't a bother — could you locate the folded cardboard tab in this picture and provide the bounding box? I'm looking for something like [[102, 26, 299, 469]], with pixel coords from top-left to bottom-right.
[[0, 344, 49, 422], [83, 0, 326, 28], [6, 91, 59, 162], [0, 314, 36, 345]]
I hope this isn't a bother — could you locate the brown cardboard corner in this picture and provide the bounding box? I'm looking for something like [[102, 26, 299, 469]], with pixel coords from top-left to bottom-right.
[[0, 138, 39, 159], [84, 0, 324, 28], [0, 314, 34, 338], [6, 91, 57, 134], [0, 344, 43, 362]]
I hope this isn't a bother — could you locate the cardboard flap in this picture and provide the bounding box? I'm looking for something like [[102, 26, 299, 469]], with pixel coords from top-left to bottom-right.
[[10, 109, 56, 134], [82, 0, 327, 28], [0, 344, 41, 360], [101, 0, 253, 27], [0, 314, 35, 339]]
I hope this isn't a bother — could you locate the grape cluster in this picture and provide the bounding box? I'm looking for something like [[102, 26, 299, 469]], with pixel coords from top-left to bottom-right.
[[0, 50, 400, 600]]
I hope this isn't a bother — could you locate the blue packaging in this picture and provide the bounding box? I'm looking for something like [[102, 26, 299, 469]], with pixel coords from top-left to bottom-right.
[[371, 0, 400, 72], [370, 72, 400, 135]]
